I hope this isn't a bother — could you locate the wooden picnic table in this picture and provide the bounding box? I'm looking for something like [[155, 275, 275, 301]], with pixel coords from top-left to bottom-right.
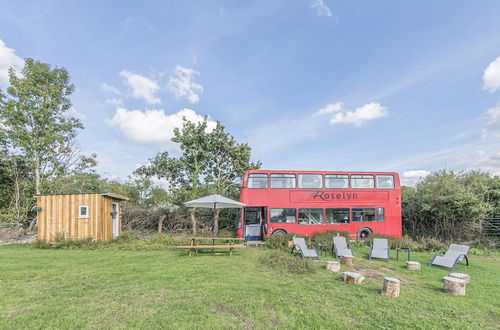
[[175, 237, 246, 256]]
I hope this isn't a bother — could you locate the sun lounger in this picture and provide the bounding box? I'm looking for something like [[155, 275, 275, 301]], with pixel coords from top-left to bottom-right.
[[291, 237, 320, 259], [333, 236, 354, 259], [369, 238, 390, 261], [429, 244, 469, 271]]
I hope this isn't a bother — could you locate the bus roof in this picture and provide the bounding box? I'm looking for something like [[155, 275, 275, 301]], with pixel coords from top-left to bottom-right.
[[244, 169, 399, 176]]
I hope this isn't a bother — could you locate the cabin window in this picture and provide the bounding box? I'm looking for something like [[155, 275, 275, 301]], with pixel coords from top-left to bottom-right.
[[377, 207, 385, 222], [78, 205, 89, 218], [298, 174, 323, 189], [270, 174, 296, 189], [326, 208, 350, 224], [352, 208, 375, 222], [298, 208, 324, 225], [351, 175, 374, 189], [376, 175, 394, 189], [247, 174, 268, 188], [270, 208, 296, 223], [325, 174, 349, 189]]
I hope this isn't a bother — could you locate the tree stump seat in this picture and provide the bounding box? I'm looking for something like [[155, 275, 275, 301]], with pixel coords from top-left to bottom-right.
[[406, 261, 421, 270], [381, 277, 400, 297], [443, 276, 467, 296], [342, 271, 365, 284], [341, 256, 354, 266], [448, 272, 470, 284], [326, 261, 340, 272]]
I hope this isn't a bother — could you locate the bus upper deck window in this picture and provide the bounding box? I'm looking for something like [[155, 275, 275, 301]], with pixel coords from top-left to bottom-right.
[[376, 175, 394, 189], [298, 174, 323, 189], [270, 174, 296, 189], [248, 174, 268, 188], [351, 175, 374, 189], [325, 174, 349, 189]]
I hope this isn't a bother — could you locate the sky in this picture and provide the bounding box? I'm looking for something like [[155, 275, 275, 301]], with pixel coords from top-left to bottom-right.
[[1, 0, 500, 186]]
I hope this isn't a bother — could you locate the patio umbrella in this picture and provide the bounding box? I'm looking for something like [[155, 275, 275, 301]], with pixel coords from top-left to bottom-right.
[[184, 194, 245, 235]]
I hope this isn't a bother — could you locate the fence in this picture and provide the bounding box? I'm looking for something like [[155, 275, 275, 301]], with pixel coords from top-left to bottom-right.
[[482, 218, 500, 236]]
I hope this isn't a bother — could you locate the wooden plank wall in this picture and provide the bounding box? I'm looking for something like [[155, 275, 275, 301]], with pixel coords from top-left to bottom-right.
[[37, 193, 119, 242]]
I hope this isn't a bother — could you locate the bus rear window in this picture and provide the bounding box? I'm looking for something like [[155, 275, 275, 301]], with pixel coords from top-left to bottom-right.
[[298, 174, 323, 189], [351, 175, 374, 189], [326, 208, 350, 224], [270, 208, 296, 223], [376, 175, 394, 189], [352, 208, 375, 222], [298, 208, 324, 225], [248, 174, 268, 188], [325, 174, 349, 189], [270, 174, 296, 189]]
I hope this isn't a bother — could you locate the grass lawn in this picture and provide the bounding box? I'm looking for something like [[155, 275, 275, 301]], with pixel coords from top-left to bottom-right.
[[1, 244, 499, 329]]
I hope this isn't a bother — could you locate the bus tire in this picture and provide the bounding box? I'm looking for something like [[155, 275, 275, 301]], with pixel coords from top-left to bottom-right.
[[357, 227, 372, 239], [272, 229, 287, 236]]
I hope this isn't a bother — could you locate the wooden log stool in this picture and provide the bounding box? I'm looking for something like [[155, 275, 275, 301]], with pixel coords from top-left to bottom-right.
[[342, 271, 365, 284], [443, 276, 467, 296], [406, 261, 421, 271], [341, 256, 354, 266], [326, 261, 340, 272], [448, 272, 470, 284], [381, 277, 400, 298]]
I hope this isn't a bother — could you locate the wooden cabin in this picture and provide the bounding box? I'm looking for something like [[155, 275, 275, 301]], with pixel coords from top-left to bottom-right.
[[35, 193, 128, 243]]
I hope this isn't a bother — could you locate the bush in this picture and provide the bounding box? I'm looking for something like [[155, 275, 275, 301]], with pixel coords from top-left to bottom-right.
[[264, 233, 296, 250], [217, 229, 237, 238], [259, 250, 316, 274], [313, 230, 350, 245], [149, 233, 174, 245], [113, 232, 136, 243]]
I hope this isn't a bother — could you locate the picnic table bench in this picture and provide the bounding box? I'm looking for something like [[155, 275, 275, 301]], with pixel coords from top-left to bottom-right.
[[173, 237, 247, 256]]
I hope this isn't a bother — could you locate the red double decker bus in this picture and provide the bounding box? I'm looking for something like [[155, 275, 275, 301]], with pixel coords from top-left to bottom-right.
[[236, 170, 402, 241]]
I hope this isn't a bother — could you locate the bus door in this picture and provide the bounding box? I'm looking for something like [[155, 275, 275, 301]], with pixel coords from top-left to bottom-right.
[[244, 207, 267, 241]]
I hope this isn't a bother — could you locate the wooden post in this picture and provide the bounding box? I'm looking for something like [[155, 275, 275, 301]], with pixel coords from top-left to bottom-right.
[[342, 272, 365, 284], [341, 256, 354, 266], [443, 276, 467, 296], [406, 261, 421, 271], [448, 273, 470, 284], [326, 261, 340, 272], [381, 277, 400, 298]]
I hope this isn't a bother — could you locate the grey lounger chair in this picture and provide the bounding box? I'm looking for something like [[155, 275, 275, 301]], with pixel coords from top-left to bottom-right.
[[333, 236, 354, 259], [429, 244, 469, 271], [291, 237, 320, 260], [369, 238, 390, 261]]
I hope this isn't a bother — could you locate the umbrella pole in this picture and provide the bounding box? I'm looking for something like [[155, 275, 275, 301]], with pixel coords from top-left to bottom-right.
[[213, 202, 217, 236]]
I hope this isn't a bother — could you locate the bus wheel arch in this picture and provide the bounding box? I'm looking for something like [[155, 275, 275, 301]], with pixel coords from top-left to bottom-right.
[[357, 227, 372, 239], [272, 229, 287, 236]]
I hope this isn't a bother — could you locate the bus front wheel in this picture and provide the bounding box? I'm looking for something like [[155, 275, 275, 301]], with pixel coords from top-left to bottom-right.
[[357, 227, 372, 239], [272, 229, 287, 236]]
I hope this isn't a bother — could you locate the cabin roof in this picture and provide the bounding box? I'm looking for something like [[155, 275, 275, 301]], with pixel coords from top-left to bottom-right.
[[34, 192, 129, 201]]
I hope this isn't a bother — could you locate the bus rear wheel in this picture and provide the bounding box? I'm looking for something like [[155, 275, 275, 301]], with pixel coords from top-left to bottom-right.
[[272, 229, 287, 236], [357, 228, 372, 239]]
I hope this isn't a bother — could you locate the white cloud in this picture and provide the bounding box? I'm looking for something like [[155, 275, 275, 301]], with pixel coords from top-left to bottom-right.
[[482, 103, 500, 137], [401, 170, 431, 186], [474, 151, 500, 176], [120, 70, 161, 104], [0, 39, 24, 84], [483, 57, 500, 93], [106, 98, 124, 106], [329, 102, 389, 126], [67, 107, 86, 120], [99, 82, 121, 94], [311, 0, 332, 17], [168, 65, 203, 104], [313, 102, 343, 116], [106, 107, 216, 149]]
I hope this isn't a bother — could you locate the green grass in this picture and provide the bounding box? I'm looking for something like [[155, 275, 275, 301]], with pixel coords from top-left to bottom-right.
[[1, 244, 499, 329]]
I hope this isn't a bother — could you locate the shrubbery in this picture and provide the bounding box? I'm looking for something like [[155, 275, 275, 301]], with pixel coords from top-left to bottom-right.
[[264, 233, 299, 250], [312, 230, 350, 245], [259, 250, 316, 274]]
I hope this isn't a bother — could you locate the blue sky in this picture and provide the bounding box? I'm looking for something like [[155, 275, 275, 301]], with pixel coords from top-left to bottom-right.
[[1, 0, 500, 186]]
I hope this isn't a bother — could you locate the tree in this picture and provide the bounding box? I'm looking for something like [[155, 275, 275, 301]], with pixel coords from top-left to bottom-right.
[[1, 59, 91, 196], [136, 118, 260, 235]]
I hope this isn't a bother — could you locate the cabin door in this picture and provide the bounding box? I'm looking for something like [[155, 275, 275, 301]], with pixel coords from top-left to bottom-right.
[[112, 202, 119, 238], [244, 207, 266, 241]]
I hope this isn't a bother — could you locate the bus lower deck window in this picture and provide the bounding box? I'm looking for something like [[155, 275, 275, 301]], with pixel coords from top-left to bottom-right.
[[248, 174, 268, 188], [298, 208, 323, 225], [352, 208, 375, 222], [377, 207, 385, 221], [270, 208, 296, 223], [326, 208, 350, 224]]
